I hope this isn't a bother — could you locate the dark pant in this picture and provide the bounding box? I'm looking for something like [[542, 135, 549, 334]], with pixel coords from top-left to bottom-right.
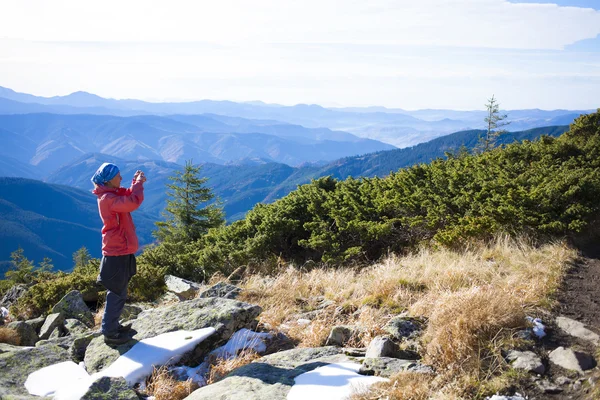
[[97, 254, 137, 336]]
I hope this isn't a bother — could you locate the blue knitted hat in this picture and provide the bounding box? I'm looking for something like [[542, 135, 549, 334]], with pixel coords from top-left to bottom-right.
[[91, 163, 120, 186]]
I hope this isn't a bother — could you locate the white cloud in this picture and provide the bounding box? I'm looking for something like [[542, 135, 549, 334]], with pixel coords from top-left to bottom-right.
[[0, 1, 598, 109], [1, 0, 599, 49]]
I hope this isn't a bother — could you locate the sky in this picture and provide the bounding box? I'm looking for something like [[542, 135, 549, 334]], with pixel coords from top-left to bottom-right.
[[0, 0, 599, 110]]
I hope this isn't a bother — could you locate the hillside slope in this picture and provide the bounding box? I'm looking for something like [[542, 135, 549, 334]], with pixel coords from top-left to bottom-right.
[[0, 178, 156, 274]]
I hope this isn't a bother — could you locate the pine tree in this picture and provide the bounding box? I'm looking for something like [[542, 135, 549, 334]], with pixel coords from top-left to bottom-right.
[[154, 160, 224, 243], [477, 95, 510, 152], [4, 248, 34, 283]]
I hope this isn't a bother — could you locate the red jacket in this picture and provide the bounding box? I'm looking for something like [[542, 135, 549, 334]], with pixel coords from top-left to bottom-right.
[[92, 180, 144, 256]]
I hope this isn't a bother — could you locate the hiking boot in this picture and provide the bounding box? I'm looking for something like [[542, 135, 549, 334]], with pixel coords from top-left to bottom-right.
[[103, 331, 131, 346], [118, 322, 132, 333]]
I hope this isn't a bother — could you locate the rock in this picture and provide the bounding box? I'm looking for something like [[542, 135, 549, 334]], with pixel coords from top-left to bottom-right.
[[549, 347, 596, 373], [184, 347, 348, 400], [555, 376, 572, 385], [506, 350, 545, 374], [343, 348, 366, 357], [555, 316, 600, 345], [359, 357, 418, 377], [0, 284, 27, 309], [80, 376, 139, 400], [120, 304, 143, 322], [198, 282, 242, 299], [39, 313, 65, 340], [24, 316, 46, 334], [84, 335, 124, 374], [0, 344, 70, 398], [536, 379, 563, 394], [65, 318, 90, 335], [132, 297, 261, 342], [85, 297, 261, 373], [325, 325, 360, 346], [7, 321, 39, 346], [35, 331, 101, 363], [384, 315, 423, 341], [365, 336, 400, 358], [487, 395, 526, 400], [0, 343, 28, 354], [165, 275, 202, 300], [51, 290, 94, 328]]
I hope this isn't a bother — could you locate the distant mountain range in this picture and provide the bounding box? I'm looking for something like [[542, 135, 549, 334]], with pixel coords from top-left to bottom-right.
[[0, 113, 395, 180], [46, 125, 569, 221], [0, 125, 569, 273], [0, 177, 156, 275], [0, 86, 592, 148]]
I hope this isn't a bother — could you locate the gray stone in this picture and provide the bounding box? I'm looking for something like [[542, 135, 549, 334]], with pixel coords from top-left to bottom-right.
[[359, 357, 417, 377], [185, 347, 348, 400], [80, 376, 139, 400], [536, 379, 563, 394], [34, 331, 100, 363], [39, 313, 65, 340], [506, 350, 545, 374], [0, 342, 29, 353], [198, 282, 242, 299], [0, 344, 70, 398], [65, 318, 89, 335], [555, 316, 600, 345], [365, 336, 399, 358], [120, 304, 143, 321], [84, 335, 125, 374], [165, 275, 202, 300], [131, 297, 261, 342], [384, 315, 423, 341], [24, 316, 46, 334], [51, 290, 94, 328], [7, 321, 39, 346], [0, 284, 27, 309], [549, 346, 596, 373], [325, 325, 360, 346], [85, 297, 261, 373], [555, 376, 572, 385]]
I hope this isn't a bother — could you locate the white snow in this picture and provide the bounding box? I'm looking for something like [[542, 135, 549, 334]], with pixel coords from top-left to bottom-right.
[[287, 362, 388, 400], [181, 328, 273, 386], [526, 316, 546, 339], [24, 327, 215, 400], [25, 361, 91, 397]]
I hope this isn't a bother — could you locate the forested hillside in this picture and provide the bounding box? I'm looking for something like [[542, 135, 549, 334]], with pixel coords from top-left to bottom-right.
[[138, 111, 599, 280], [0, 178, 155, 274]]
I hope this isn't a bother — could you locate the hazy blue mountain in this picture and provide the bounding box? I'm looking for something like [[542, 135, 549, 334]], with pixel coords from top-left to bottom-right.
[[0, 113, 394, 176], [0, 86, 591, 148], [48, 126, 568, 222], [0, 155, 40, 179], [0, 177, 157, 274]]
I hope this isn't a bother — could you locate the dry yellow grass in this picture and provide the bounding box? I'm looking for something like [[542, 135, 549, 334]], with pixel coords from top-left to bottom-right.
[[144, 365, 198, 400], [351, 372, 437, 400], [93, 303, 104, 329], [238, 236, 576, 398], [207, 350, 261, 384], [0, 327, 20, 345]]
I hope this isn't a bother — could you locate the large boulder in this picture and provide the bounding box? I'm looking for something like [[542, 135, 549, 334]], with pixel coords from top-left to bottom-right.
[[39, 313, 65, 340], [7, 321, 39, 346], [51, 290, 94, 328], [0, 284, 28, 309], [198, 282, 242, 299], [165, 275, 202, 300], [0, 344, 71, 398], [84, 297, 262, 374], [80, 376, 139, 400], [185, 347, 348, 400], [131, 297, 261, 341]]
